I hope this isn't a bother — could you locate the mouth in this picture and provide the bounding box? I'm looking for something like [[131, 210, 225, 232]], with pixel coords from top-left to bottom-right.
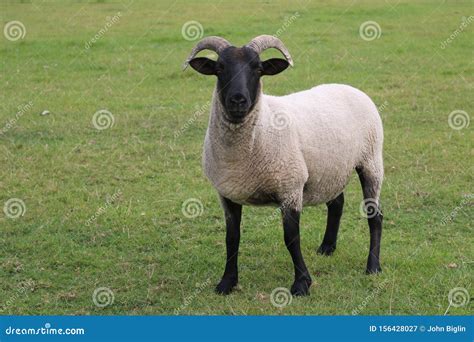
[[224, 110, 247, 123]]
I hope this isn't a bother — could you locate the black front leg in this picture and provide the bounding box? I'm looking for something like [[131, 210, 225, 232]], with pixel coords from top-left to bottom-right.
[[317, 192, 344, 256], [215, 196, 242, 295], [281, 207, 312, 296]]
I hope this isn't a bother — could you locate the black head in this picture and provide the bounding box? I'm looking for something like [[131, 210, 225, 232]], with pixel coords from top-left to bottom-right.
[[188, 46, 289, 123]]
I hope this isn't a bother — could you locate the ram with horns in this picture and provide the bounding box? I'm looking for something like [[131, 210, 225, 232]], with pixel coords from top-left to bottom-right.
[[184, 35, 385, 297]]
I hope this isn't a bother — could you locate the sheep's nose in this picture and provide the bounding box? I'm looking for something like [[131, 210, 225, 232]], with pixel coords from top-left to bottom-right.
[[229, 94, 247, 106]]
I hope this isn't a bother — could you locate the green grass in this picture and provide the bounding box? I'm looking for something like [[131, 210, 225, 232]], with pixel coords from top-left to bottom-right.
[[0, 0, 472, 315]]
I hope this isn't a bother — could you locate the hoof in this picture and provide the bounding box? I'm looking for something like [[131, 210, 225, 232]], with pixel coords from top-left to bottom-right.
[[290, 278, 312, 296], [317, 243, 336, 256], [365, 266, 382, 274], [215, 277, 237, 295]]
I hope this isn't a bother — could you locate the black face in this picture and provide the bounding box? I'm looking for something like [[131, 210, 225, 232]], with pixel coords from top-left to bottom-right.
[[189, 47, 289, 123]]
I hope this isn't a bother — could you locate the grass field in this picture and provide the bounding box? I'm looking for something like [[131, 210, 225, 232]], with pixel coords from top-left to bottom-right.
[[0, 0, 472, 315]]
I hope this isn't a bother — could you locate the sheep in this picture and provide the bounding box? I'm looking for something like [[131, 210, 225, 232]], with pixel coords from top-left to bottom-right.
[[183, 35, 384, 296]]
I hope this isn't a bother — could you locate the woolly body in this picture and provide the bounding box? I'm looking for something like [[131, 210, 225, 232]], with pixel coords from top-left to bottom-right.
[[203, 83, 383, 211]]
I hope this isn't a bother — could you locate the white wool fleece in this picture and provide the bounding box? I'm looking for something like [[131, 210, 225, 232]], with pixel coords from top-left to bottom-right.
[[203, 83, 384, 211]]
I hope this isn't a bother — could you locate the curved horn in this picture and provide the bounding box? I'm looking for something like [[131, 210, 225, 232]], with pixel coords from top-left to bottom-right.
[[182, 36, 231, 70], [245, 35, 293, 66]]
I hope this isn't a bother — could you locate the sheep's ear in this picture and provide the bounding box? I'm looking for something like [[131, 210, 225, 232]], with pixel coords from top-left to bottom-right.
[[261, 58, 289, 76], [189, 57, 217, 75]]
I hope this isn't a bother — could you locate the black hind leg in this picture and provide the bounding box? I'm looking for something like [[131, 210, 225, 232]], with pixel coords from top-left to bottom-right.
[[317, 192, 344, 256], [356, 167, 383, 274]]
